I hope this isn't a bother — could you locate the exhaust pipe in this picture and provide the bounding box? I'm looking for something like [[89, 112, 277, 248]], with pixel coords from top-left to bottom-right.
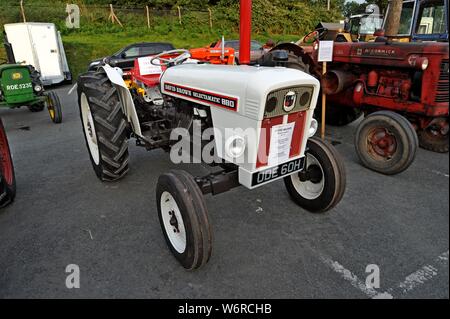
[[322, 70, 355, 95], [239, 0, 252, 65]]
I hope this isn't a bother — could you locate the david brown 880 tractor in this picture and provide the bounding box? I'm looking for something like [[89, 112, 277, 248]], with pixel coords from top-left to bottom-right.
[[77, 6, 346, 269], [0, 60, 62, 124]]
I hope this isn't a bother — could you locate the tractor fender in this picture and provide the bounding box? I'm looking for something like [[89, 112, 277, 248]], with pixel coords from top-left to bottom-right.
[[101, 64, 143, 138], [270, 42, 316, 75]]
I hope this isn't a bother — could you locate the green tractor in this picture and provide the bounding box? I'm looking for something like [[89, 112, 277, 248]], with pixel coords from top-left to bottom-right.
[[0, 60, 62, 123]]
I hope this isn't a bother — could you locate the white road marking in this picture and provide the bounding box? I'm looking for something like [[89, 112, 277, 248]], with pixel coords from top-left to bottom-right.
[[68, 83, 78, 95], [319, 255, 393, 299], [430, 169, 449, 178], [87, 229, 93, 240], [320, 250, 449, 299], [385, 250, 449, 296]]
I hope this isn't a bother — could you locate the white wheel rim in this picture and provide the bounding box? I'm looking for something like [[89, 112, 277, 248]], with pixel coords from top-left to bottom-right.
[[290, 153, 325, 200], [160, 191, 187, 254], [80, 93, 100, 165]]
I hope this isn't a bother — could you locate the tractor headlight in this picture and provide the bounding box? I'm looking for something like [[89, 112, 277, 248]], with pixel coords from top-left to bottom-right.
[[421, 58, 429, 70], [308, 118, 318, 137], [34, 84, 42, 92], [225, 135, 246, 158]]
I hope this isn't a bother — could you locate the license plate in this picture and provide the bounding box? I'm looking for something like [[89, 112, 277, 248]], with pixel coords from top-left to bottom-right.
[[251, 157, 305, 187]]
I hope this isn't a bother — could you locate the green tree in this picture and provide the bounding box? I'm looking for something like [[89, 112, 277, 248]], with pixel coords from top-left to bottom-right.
[[343, 1, 366, 17]]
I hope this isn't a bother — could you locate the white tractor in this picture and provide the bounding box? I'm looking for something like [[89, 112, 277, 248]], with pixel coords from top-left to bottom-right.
[[77, 2, 346, 270]]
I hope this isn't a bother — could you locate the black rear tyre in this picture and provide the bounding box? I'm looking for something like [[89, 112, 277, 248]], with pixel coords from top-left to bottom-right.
[[77, 69, 130, 182], [156, 170, 212, 270], [417, 119, 449, 153], [0, 119, 16, 208], [355, 111, 418, 175], [259, 51, 309, 73], [284, 137, 346, 213]]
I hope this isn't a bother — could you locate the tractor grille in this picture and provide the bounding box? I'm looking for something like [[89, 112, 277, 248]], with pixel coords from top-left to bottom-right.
[[264, 86, 313, 118], [435, 59, 449, 103]]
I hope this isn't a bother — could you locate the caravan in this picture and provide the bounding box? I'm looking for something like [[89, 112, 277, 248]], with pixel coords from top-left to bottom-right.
[[3, 22, 71, 86]]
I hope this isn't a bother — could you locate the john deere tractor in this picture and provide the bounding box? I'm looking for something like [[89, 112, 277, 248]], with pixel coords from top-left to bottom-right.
[[0, 60, 62, 123]]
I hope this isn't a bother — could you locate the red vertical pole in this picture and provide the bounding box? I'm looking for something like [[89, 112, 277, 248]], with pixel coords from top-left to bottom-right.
[[239, 0, 252, 65]]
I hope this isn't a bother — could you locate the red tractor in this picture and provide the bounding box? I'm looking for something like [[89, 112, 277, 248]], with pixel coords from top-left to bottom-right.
[[268, 27, 448, 175], [0, 118, 15, 208]]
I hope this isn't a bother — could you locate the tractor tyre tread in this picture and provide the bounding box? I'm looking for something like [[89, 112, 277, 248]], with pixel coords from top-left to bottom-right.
[[77, 69, 129, 182]]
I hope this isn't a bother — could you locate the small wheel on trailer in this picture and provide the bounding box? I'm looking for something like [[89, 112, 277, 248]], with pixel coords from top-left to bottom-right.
[[156, 170, 212, 270], [355, 111, 418, 175], [46, 91, 62, 124], [0, 118, 16, 208], [77, 69, 130, 182], [417, 118, 449, 153], [284, 136, 346, 213]]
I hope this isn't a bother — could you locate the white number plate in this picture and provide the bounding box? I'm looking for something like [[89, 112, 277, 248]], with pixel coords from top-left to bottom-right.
[[251, 157, 305, 186], [6, 83, 32, 91]]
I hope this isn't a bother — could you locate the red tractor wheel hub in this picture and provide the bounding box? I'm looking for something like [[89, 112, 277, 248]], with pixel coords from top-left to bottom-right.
[[367, 127, 397, 159]]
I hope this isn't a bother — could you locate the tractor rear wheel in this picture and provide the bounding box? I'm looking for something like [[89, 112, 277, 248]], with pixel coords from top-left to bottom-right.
[[355, 111, 418, 175], [286, 52, 309, 73], [0, 118, 16, 208], [284, 137, 346, 213], [417, 118, 449, 153], [77, 69, 130, 182], [156, 170, 212, 270]]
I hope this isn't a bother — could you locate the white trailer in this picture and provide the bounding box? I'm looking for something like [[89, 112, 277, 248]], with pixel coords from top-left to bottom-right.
[[3, 22, 71, 86]]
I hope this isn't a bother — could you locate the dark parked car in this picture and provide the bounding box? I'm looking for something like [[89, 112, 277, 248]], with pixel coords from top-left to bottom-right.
[[88, 42, 176, 71]]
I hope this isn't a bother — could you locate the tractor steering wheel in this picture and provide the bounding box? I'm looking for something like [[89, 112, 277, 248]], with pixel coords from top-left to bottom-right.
[[151, 49, 191, 67], [303, 28, 328, 43]]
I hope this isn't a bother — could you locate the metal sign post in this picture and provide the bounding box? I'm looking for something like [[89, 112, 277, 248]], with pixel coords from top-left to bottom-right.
[[317, 40, 334, 140]]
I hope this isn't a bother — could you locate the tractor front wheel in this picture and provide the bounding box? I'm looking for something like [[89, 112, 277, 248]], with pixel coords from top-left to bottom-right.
[[0, 118, 16, 208], [77, 70, 130, 182], [46, 91, 62, 124], [284, 137, 346, 213], [355, 111, 418, 175], [418, 118, 449, 153], [156, 170, 212, 270]]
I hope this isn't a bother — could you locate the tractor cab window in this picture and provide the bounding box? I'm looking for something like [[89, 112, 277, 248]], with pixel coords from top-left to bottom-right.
[[359, 15, 384, 34], [415, 0, 447, 34], [397, 1, 415, 35], [350, 17, 361, 35]]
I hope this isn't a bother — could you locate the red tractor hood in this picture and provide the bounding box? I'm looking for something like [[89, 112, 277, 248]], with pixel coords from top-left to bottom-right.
[[332, 42, 449, 68]]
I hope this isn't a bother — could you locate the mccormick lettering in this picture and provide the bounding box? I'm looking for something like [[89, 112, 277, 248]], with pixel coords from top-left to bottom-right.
[[164, 83, 237, 111]]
